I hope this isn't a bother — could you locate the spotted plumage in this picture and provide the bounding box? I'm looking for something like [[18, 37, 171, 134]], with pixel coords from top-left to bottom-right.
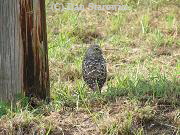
[[82, 44, 107, 92]]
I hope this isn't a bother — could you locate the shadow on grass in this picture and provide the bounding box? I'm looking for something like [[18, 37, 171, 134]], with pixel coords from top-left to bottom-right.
[[105, 74, 179, 105], [1, 73, 179, 117], [53, 73, 179, 110]]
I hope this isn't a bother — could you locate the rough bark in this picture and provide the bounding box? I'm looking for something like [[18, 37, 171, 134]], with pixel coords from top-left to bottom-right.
[[0, 0, 50, 102]]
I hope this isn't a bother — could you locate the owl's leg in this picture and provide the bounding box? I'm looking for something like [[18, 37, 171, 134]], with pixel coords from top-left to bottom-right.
[[91, 82, 98, 92], [95, 80, 101, 93]]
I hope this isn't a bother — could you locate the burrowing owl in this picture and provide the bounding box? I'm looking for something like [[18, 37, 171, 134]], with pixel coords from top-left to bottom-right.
[[82, 44, 107, 92]]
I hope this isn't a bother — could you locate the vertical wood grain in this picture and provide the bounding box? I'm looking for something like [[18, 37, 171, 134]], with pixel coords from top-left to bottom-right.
[[0, 0, 50, 102], [20, 0, 50, 100], [0, 0, 23, 102]]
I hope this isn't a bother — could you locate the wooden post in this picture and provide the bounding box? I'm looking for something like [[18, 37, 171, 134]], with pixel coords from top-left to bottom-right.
[[0, 0, 50, 102]]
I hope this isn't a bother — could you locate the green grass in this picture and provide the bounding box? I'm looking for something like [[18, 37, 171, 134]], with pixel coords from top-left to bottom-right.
[[0, 0, 180, 134], [0, 102, 9, 118]]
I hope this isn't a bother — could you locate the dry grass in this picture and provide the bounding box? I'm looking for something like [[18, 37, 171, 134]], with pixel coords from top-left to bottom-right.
[[0, 0, 180, 134]]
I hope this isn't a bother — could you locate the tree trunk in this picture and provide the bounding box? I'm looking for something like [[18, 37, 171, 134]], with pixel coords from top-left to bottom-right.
[[0, 0, 50, 102]]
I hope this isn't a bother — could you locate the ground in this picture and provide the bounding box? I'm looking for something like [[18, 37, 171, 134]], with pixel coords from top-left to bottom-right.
[[0, 0, 180, 134]]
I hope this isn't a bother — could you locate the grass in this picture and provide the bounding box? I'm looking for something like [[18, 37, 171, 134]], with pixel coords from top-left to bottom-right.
[[0, 0, 180, 134]]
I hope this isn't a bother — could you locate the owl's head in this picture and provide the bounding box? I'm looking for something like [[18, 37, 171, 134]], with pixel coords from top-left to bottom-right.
[[87, 44, 103, 57]]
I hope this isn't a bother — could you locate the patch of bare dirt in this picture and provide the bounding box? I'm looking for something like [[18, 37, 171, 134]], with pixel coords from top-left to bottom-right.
[[0, 98, 179, 135]]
